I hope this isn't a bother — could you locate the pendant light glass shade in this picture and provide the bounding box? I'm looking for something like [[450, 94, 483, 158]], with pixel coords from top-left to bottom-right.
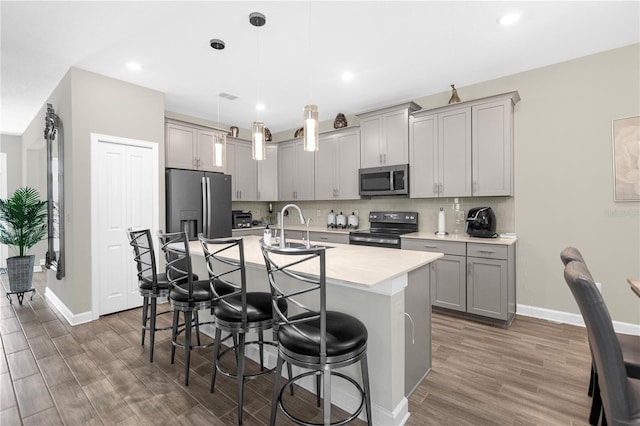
[[303, 104, 319, 152], [213, 132, 226, 168], [252, 121, 266, 161]]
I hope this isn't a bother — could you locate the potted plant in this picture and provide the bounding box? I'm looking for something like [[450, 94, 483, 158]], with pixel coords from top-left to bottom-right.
[[0, 187, 47, 303]]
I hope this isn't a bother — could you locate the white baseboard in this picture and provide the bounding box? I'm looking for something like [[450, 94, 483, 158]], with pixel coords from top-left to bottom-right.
[[44, 287, 97, 326], [517, 304, 640, 336]]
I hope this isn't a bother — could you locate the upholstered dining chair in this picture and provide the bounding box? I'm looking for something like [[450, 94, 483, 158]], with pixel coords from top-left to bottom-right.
[[563, 259, 640, 425], [158, 230, 233, 386], [199, 235, 288, 425], [261, 241, 372, 426], [560, 247, 640, 425], [128, 228, 173, 362]]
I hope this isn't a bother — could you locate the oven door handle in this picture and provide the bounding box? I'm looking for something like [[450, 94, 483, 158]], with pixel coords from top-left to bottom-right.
[[349, 235, 400, 246]]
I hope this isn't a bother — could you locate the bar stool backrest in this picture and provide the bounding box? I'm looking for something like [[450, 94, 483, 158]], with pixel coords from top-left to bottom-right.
[[260, 243, 327, 361], [158, 231, 194, 299], [199, 235, 245, 320], [128, 228, 157, 289]]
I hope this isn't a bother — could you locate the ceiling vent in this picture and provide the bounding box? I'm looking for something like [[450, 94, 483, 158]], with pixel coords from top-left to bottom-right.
[[218, 92, 238, 100]]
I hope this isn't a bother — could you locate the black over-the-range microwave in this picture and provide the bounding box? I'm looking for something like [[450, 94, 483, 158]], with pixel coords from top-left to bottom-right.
[[358, 164, 409, 196]]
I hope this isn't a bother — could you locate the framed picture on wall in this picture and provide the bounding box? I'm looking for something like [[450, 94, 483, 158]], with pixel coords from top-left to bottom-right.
[[612, 115, 640, 202]]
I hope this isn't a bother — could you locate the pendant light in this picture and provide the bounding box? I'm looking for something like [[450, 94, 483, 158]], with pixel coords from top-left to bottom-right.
[[303, 104, 319, 151], [250, 12, 267, 161], [210, 38, 226, 168], [303, 4, 319, 152]]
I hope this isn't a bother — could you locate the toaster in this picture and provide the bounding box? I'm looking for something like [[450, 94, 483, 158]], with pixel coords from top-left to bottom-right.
[[466, 207, 497, 238]]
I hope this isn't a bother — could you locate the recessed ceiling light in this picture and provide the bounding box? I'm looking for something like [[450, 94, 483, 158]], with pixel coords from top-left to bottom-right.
[[126, 62, 143, 71], [498, 13, 520, 25], [256, 103, 265, 111], [342, 72, 354, 81]]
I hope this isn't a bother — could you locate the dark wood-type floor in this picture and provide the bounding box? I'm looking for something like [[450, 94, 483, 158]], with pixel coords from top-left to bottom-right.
[[1, 272, 594, 425]]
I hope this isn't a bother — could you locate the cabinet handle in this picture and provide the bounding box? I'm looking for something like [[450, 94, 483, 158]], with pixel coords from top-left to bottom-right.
[[478, 250, 495, 254], [335, 189, 339, 198], [423, 245, 438, 249], [320, 236, 328, 240], [433, 183, 438, 194], [473, 180, 477, 193], [468, 263, 472, 275], [383, 153, 387, 164]]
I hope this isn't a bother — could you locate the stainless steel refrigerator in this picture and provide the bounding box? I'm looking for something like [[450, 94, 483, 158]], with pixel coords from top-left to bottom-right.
[[166, 169, 232, 239]]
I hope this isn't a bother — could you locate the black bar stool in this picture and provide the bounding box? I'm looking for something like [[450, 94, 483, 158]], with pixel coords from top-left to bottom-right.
[[127, 228, 173, 362], [260, 241, 372, 426], [158, 230, 233, 386], [200, 235, 288, 425]]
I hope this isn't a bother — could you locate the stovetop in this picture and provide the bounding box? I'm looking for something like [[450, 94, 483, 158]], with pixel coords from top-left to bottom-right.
[[350, 211, 419, 237]]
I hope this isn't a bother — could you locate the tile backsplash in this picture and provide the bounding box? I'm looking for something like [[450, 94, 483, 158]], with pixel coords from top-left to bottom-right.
[[233, 196, 515, 234]]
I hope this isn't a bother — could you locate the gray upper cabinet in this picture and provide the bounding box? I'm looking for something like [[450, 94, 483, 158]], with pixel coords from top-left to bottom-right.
[[471, 98, 515, 196], [358, 102, 421, 168], [278, 139, 315, 201], [409, 106, 472, 198], [257, 145, 278, 201], [226, 139, 257, 201], [315, 128, 360, 200], [408, 91, 519, 198], [227, 138, 277, 202], [165, 119, 225, 173]]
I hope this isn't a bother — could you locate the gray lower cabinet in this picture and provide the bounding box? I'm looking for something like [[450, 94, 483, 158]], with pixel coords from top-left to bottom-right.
[[466, 243, 514, 323], [402, 238, 516, 326], [402, 239, 466, 312], [308, 231, 349, 245]]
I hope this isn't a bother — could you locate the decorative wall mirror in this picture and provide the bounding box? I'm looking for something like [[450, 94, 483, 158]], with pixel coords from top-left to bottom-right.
[[44, 103, 65, 279]]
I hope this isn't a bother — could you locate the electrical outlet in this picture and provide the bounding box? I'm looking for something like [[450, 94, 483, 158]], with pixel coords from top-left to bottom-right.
[[316, 209, 321, 217]]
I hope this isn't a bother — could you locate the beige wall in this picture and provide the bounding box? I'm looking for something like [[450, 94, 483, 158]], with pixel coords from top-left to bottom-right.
[[0, 134, 23, 194], [22, 67, 165, 315]]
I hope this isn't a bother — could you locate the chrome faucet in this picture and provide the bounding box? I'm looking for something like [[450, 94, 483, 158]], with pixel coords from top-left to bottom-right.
[[279, 204, 306, 248]]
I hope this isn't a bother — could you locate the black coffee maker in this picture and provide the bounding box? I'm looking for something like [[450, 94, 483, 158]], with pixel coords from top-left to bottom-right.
[[466, 207, 497, 238]]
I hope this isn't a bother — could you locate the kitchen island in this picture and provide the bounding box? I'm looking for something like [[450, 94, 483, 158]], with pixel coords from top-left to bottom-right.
[[187, 235, 442, 426]]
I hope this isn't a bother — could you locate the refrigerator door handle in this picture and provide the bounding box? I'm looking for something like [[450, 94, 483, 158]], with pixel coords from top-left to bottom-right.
[[206, 177, 212, 237], [201, 176, 208, 237]]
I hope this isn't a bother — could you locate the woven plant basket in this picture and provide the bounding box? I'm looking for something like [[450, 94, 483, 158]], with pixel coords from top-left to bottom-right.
[[7, 256, 35, 292]]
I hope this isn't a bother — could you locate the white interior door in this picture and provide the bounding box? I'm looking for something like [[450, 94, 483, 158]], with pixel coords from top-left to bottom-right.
[[93, 135, 157, 316], [0, 153, 7, 268]]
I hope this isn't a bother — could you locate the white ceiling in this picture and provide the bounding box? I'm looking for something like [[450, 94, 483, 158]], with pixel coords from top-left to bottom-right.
[[1, 1, 639, 136]]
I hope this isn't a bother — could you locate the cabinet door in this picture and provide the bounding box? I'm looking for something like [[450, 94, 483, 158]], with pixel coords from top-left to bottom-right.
[[430, 255, 466, 312], [315, 135, 338, 200], [165, 122, 196, 169], [258, 145, 278, 201], [278, 142, 296, 201], [466, 257, 508, 320], [384, 109, 409, 165], [439, 107, 471, 197], [472, 99, 513, 196], [335, 130, 360, 199], [235, 142, 258, 201], [409, 114, 438, 198], [196, 130, 226, 173], [360, 116, 382, 168], [295, 142, 315, 200], [226, 141, 238, 201]]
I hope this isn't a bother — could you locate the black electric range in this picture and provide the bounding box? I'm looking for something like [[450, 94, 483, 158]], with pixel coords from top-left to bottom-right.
[[349, 211, 418, 249]]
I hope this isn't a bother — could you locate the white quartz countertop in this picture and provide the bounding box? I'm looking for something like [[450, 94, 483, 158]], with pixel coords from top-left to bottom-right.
[[402, 232, 517, 245], [189, 235, 442, 289]]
